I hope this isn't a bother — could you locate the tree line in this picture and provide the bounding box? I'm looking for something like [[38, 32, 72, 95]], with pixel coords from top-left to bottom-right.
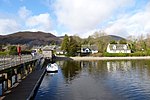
[[61, 31, 150, 56]]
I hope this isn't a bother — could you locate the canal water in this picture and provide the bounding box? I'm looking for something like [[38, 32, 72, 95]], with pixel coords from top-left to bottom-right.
[[35, 60, 150, 100]]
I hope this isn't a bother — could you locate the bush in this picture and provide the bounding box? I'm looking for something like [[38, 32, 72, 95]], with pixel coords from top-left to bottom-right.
[[103, 51, 150, 57], [0, 51, 8, 56], [128, 51, 150, 56], [8, 46, 17, 55], [103, 52, 129, 57]]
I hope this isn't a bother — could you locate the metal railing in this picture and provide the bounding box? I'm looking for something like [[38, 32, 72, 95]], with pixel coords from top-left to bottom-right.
[[0, 54, 43, 71]]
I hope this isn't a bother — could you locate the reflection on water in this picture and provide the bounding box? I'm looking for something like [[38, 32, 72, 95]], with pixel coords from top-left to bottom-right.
[[61, 61, 81, 84], [35, 60, 150, 100], [107, 61, 131, 72]]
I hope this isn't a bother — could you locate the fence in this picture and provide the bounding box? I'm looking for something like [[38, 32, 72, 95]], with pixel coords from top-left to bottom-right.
[[0, 54, 43, 71]]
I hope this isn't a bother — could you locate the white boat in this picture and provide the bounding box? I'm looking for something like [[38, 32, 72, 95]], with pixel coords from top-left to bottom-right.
[[46, 63, 58, 72]]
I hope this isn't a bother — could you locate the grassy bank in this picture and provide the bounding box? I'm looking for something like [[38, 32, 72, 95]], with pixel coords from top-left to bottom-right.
[[90, 51, 150, 57]]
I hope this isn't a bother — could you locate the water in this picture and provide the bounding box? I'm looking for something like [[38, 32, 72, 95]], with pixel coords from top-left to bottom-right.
[[35, 60, 150, 100]]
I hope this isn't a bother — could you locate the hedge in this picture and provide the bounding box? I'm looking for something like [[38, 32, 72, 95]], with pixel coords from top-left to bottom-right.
[[103, 52, 150, 57]]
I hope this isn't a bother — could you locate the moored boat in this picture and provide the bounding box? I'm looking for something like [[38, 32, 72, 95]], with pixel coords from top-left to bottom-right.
[[46, 63, 58, 72]]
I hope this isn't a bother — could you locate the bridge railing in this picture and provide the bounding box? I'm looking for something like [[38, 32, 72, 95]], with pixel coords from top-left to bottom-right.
[[0, 54, 43, 71]]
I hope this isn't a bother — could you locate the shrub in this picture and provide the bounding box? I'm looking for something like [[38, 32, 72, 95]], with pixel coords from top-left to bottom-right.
[[0, 51, 8, 56], [103, 52, 129, 57], [8, 46, 17, 55]]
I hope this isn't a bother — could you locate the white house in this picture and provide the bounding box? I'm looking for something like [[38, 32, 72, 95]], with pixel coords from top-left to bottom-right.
[[107, 44, 131, 53], [42, 45, 56, 59], [42, 49, 53, 59], [81, 47, 92, 53], [81, 45, 98, 54]]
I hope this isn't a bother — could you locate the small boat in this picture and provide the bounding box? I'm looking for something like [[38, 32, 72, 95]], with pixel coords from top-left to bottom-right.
[[46, 63, 58, 72]]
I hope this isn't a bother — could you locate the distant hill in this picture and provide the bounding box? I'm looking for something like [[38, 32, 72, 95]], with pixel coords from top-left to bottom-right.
[[99, 35, 125, 42], [58, 36, 65, 40], [107, 35, 125, 41], [0, 31, 61, 45]]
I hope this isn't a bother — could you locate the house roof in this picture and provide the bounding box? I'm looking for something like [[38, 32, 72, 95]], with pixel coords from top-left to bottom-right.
[[108, 44, 130, 50], [42, 45, 56, 50], [55, 47, 62, 52], [81, 45, 98, 50]]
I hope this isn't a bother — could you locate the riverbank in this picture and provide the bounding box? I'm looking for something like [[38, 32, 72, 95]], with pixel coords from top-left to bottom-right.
[[70, 56, 150, 60], [55, 56, 150, 61]]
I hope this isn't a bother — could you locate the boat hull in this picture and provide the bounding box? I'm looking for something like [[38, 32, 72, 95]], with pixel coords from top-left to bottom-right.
[[46, 63, 58, 73]]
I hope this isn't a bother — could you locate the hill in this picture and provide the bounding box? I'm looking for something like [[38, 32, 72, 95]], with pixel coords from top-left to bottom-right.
[[107, 35, 125, 41], [0, 31, 61, 45], [99, 35, 125, 42]]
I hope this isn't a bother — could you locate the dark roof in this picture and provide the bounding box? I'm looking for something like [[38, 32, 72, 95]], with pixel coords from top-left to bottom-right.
[[81, 45, 98, 50]]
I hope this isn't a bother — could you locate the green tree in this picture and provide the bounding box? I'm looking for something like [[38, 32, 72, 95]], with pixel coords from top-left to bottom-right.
[[67, 36, 79, 56], [8, 46, 17, 55], [87, 36, 94, 45], [142, 41, 147, 51], [119, 39, 127, 44], [129, 42, 136, 52], [110, 40, 117, 44], [92, 31, 110, 53], [61, 34, 69, 53]]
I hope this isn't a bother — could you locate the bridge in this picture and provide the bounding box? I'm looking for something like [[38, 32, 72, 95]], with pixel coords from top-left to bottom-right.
[[0, 54, 45, 99]]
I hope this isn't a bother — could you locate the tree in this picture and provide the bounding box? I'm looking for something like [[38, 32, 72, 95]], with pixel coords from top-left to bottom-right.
[[61, 35, 80, 56], [119, 39, 127, 44], [61, 34, 69, 53], [72, 35, 82, 45], [127, 35, 137, 52], [141, 41, 147, 51], [8, 46, 17, 55], [110, 40, 117, 44], [67, 36, 79, 56], [87, 36, 94, 45], [0, 45, 2, 51], [129, 41, 136, 52], [92, 31, 110, 53]]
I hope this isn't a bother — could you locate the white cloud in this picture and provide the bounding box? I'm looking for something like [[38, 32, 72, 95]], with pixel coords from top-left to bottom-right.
[[18, 6, 31, 19], [0, 6, 53, 35], [26, 13, 52, 32], [0, 19, 20, 35], [53, 0, 134, 36], [104, 2, 150, 38]]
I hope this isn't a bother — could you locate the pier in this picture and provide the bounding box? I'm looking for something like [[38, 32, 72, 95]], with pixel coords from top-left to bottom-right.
[[0, 54, 46, 99]]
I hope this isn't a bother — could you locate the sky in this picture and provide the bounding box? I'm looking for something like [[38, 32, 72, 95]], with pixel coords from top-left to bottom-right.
[[0, 0, 150, 38]]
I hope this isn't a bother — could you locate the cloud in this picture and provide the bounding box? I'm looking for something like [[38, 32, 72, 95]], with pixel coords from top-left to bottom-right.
[[0, 19, 20, 35], [26, 13, 52, 31], [104, 2, 150, 38], [0, 6, 53, 35], [53, 0, 134, 35], [18, 6, 31, 19]]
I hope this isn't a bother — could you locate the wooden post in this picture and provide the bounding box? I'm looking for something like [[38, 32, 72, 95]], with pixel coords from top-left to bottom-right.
[[3, 73, 8, 91], [2, 75, 5, 94], [14, 69, 18, 83], [7, 78, 12, 89]]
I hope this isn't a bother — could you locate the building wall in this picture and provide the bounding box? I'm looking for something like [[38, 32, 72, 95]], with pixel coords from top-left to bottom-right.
[[107, 44, 131, 53], [42, 50, 52, 59], [107, 50, 131, 53]]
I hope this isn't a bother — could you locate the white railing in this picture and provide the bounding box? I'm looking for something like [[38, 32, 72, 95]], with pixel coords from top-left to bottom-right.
[[0, 54, 43, 71]]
